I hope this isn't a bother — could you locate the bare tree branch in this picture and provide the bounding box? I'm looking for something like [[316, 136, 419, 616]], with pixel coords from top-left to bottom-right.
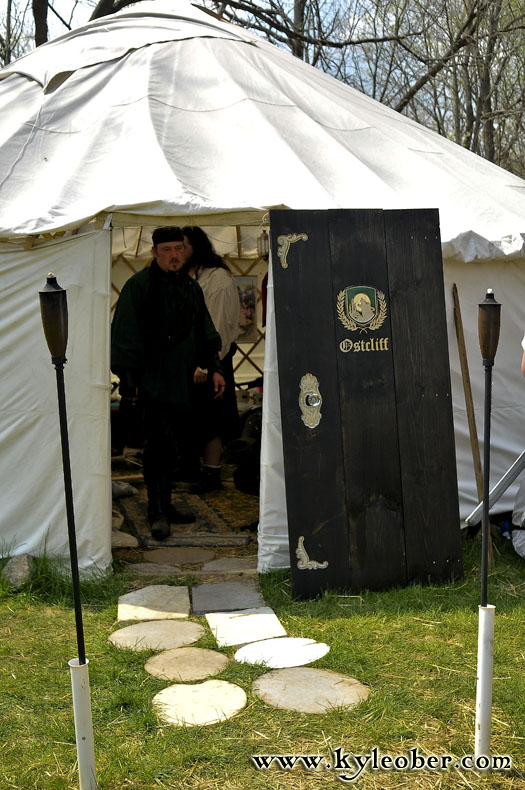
[[394, 1, 485, 112], [48, 3, 71, 30], [210, 0, 421, 50]]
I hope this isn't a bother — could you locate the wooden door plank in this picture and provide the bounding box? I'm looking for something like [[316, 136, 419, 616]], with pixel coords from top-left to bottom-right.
[[384, 209, 462, 583], [270, 209, 350, 596], [329, 209, 407, 590]]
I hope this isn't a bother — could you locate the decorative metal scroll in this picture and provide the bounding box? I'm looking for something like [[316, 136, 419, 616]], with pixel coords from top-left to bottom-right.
[[277, 233, 308, 269], [296, 536, 329, 570]]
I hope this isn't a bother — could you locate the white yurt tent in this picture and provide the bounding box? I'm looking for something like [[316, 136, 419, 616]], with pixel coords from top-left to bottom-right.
[[1, 0, 524, 572]]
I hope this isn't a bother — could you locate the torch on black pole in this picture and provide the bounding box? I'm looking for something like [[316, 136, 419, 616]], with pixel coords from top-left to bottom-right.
[[474, 288, 501, 769], [478, 289, 501, 607], [39, 273, 97, 790]]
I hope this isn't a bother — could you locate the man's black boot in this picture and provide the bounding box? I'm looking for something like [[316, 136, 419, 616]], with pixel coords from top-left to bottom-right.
[[167, 504, 196, 524], [161, 470, 196, 524], [147, 479, 171, 540], [160, 473, 196, 524], [150, 514, 170, 540], [189, 465, 223, 494]]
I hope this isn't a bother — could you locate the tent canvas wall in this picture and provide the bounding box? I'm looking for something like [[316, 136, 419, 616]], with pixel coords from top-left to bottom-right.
[[0, 231, 112, 571], [1, 1, 525, 572]]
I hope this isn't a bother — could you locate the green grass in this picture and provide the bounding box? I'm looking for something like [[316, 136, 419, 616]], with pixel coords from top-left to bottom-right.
[[0, 536, 523, 789]]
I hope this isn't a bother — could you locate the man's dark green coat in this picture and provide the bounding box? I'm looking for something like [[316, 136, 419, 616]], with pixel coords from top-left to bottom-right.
[[111, 262, 222, 405]]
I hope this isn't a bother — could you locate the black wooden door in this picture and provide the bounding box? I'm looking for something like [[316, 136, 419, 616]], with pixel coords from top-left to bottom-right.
[[270, 208, 462, 597]]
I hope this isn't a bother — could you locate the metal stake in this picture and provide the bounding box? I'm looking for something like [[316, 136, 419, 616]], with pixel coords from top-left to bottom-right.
[[39, 274, 97, 789], [54, 357, 86, 664], [474, 288, 501, 768]]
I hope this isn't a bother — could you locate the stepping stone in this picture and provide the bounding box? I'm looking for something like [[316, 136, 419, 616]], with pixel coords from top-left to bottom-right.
[[117, 585, 190, 621], [144, 547, 215, 566], [206, 608, 286, 648], [1, 554, 34, 589], [143, 534, 251, 547], [112, 512, 124, 530], [112, 529, 139, 548], [253, 667, 370, 713], [112, 480, 139, 498], [109, 620, 204, 652], [234, 637, 330, 668], [192, 581, 265, 615], [153, 679, 246, 727], [129, 563, 181, 577], [145, 647, 229, 681], [201, 556, 258, 572]]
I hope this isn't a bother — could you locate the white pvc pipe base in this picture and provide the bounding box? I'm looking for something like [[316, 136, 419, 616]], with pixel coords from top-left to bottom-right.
[[69, 658, 98, 790], [474, 604, 495, 768]]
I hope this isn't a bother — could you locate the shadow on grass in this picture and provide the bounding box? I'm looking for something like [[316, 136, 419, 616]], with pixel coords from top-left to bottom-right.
[[258, 534, 525, 619]]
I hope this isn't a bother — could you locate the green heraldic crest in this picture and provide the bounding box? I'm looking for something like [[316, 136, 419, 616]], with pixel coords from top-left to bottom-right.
[[337, 285, 387, 332]]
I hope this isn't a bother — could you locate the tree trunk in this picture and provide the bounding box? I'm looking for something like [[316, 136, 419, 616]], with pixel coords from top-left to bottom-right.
[[90, 0, 137, 21], [5, 0, 12, 63], [479, 0, 502, 163], [292, 0, 306, 59], [32, 0, 48, 47]]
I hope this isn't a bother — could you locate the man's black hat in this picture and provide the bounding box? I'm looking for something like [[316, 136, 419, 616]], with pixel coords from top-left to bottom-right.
[[152, 226, 184, 246]]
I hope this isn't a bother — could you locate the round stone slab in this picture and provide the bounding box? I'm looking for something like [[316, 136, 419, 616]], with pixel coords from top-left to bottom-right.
[[109, 620, 204, 652], [234, 637, 330, 668], [253, 667, 369, 713], [144, 547, 215, 566], [145, 647, 229, 681], [153, 679, 246, 727]]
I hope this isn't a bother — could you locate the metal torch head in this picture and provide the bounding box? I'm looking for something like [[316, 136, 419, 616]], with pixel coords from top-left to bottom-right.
[[478, 289, 501, 366], [39, 273, 68, 362]]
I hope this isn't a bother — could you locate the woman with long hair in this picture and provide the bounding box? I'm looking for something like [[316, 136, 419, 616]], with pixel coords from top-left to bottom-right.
[[182, 226, 241, 492]]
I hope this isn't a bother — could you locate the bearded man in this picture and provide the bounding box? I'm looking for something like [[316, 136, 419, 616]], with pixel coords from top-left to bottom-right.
[[111, 226, 225, 540]]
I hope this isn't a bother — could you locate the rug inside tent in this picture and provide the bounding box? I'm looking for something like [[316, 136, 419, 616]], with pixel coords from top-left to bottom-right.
[[112, 454, 259, 549]]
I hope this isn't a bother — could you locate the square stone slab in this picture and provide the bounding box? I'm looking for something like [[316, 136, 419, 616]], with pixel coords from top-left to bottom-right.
[[117, 585, 190, 621], [144, 547, 215, 566], [129, 563, 182, 577], [192, 581, 265, 615], [206, 608, 287, 648]]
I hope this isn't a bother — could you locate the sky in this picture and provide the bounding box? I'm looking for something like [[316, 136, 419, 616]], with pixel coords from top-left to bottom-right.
[[3, 0, 187, 51], [46, 0, 97, 39], [46, 0, 179, 39]]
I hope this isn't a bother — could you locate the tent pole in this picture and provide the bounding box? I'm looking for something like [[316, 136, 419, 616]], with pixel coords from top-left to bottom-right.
[[453, 283, 493, 567]]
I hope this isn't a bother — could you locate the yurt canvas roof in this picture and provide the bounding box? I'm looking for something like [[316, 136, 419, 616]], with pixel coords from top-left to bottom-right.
[[0, 0, 524, 261]]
